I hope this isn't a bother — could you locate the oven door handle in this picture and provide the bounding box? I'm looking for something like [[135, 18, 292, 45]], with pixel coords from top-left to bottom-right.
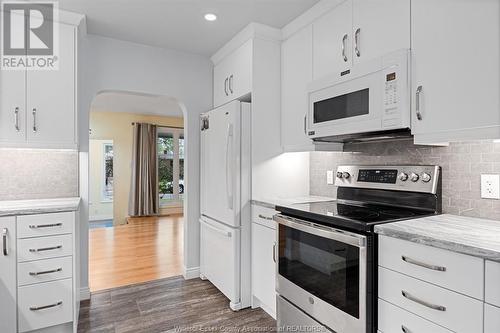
[[273, 214, 366, 248]]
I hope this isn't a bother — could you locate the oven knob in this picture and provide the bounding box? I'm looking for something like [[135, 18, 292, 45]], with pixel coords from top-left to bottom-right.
[[336, 172, 343, 179], [421, 172, 432, 183], [410, 173, 419, 182], [398, 172, 409, 181], [342, 172, 350, 179]]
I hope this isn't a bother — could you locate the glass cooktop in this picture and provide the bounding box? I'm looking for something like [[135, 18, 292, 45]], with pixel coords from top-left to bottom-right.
[[277, 201, 433, 232]]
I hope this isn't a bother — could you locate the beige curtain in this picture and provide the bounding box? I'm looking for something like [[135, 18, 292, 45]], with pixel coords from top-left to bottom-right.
[[129, 123, 159, 217]]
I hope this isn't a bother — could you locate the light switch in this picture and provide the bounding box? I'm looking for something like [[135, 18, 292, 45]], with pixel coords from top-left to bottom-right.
[[481, 174, 500, 199], [327, 170, 334, 185]]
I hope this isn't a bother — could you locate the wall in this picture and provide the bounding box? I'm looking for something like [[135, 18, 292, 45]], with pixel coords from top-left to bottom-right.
[[88, 140, 113, 221], [310, 139, 500, 220], [0, 149, 78, 201], [89, 111, 183, 225], [78, 34, 213, 293]]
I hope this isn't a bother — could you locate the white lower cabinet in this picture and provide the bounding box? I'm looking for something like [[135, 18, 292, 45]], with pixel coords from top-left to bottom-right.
[[0, 217, 17, 333], [484, 303, 500, 333], [251, 205, 277, 318]]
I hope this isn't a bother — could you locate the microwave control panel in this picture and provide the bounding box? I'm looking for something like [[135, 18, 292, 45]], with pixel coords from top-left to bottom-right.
[[384, 71, 398, 108]]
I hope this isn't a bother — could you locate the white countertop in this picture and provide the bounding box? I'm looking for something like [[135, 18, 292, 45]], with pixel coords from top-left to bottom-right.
[[252, 195, 335, 209], [375, 214, 500, 261], [0, 197, 81, 217]]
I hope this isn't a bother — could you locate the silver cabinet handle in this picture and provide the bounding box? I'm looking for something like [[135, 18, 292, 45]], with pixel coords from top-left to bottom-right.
[[401, 325, 411, 333], [258, 214, 273, 221], [354, 28, 361, 57], [2, 228, 8, 256], [401, 290, 446, 311], [228, 74, 234, 94], [224, 77, 229, 96], [29, 223, 63, 229], [32, 108, 37, 132], [29, 267, 62, 276], [30, 301, 62, 311], [342, 34, 348, 62], [14, 107, 20, 131], [401, 255, 446, 272], [415, 86, 423, 121], [273, 242, 277, 263], [29, 245, 62, 253]]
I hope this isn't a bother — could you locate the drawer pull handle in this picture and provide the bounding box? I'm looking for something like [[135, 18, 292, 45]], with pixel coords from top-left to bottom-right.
[[30, 301, 63, 311], [258, 214, 273, 221], [29, 223, 63, 229], [2, 228, 8, 256], [29, 268, 62, 276], [29, 245, 62, 253], [401, 290, 446, 311], [401, 325, 411, 333], [401, 255, 446, 271]]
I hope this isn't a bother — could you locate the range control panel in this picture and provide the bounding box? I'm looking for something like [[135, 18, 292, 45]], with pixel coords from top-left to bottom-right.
[[335, 165, 440, 194]]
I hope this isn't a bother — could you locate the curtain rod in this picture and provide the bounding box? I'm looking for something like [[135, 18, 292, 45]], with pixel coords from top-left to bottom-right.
[[131, 122, 183, 129]]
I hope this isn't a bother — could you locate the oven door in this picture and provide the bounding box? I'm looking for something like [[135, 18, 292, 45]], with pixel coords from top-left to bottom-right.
[[275, 214, 367, 333]]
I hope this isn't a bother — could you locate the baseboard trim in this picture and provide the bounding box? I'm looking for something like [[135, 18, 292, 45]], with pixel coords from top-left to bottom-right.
[[183, 266, 200, 280], [80, 287, 91, 301]]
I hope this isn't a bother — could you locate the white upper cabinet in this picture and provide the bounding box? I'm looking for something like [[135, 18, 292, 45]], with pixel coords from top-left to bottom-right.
[[411, 0, 500, 144], [27, 23, 76, 145], [0, 67, 26, 144], [281, 25, 315, 151], [351, 0, 410, 66], [312, 0, 352, 80], [213, 39, 253, 108]]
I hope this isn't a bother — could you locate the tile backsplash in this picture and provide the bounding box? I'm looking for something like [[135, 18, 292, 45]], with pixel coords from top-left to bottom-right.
[[0, 149, 79, 201], [310, 139, 500, 220]]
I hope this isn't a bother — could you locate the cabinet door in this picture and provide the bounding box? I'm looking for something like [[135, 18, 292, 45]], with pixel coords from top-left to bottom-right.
[[0, 216, 17, 333], [227, 39, 252, 101], [213, 61, 229, 108], [352, 0, 410, 66], [27, 23, 76, 145], [312, 0, 352, 79], [0, 69, 26, 143], [251, 222, 276, 317], [281, 26, 315, 151], [484, 303, 500, 333], [411, 0, 500, 143]]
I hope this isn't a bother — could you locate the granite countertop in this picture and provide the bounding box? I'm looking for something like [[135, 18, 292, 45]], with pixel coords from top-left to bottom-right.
[[0, 197, 81, 217], [252, 195, 335, 210], [375, 214, 500, 262]]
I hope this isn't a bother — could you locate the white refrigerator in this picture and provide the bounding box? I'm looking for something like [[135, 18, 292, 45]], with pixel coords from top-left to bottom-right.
[[199, 100, 251, 311]]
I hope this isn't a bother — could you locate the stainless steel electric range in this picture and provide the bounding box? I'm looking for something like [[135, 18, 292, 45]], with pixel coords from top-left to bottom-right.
[[274, 165, 442, 333]]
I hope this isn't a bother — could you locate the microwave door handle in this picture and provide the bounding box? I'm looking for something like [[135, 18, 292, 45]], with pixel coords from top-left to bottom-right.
[[342, 34, 348, 62], [303, 113, 307, 134]]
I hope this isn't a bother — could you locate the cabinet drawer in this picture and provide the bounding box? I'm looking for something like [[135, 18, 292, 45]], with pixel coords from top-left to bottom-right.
[[18, 256, 72, 286], [378, 267, 483, 333], [484, 303, 500, 333], [378, 298, 452, 333], [485, 260, 500, 307], [18, 234, 73, 262], [17, 212, 74, 238], [378, 235, 484, 299], [252, 205, 277, 229], [18, 278, 73, 332]]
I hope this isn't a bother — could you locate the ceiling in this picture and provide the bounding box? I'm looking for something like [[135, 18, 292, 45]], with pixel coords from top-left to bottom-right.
[[91, 91, 184, 117], [57, 0, 320, 55]]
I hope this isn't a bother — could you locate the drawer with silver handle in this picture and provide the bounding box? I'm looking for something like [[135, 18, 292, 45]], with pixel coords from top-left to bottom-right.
[[252, 204, 277, 230], [17, 212, 74, 239], [378, 298, 453, 333], [17, 234, 72, 262], [378, 235, 484, 299], [378, 266, 483, 333], [18, 278, 73, 332], [18, 256, 72, 286]]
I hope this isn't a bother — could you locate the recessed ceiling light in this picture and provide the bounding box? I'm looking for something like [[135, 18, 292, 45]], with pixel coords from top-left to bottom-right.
[[204, 13, 217, 21]]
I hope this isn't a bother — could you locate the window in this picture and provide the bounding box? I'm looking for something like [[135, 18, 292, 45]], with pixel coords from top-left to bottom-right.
[[158, 128, 184, 207], [102, 143, 114, 201]]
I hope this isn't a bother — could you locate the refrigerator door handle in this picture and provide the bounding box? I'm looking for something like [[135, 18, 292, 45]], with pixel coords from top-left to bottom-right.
[[225, 123, 234, 210]]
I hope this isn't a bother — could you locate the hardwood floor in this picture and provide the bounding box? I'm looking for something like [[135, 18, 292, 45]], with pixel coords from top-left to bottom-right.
[[78, 276, 276, 333], [89, 215, 183, 292]]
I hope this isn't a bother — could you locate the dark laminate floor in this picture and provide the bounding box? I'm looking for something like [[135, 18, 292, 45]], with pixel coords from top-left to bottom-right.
[[78, 276, 276, 333]]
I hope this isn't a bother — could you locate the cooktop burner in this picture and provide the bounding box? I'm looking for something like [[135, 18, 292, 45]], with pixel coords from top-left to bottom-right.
[[276, 201, 433, 232]]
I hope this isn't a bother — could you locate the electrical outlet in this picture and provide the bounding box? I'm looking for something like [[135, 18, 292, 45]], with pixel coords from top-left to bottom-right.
[[327, 170, 334, 185], [481, 174, 500, 199]]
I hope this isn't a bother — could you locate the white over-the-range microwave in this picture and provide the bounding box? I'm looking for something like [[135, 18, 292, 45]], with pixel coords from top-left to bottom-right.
[[307, 49, 411, 143]]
